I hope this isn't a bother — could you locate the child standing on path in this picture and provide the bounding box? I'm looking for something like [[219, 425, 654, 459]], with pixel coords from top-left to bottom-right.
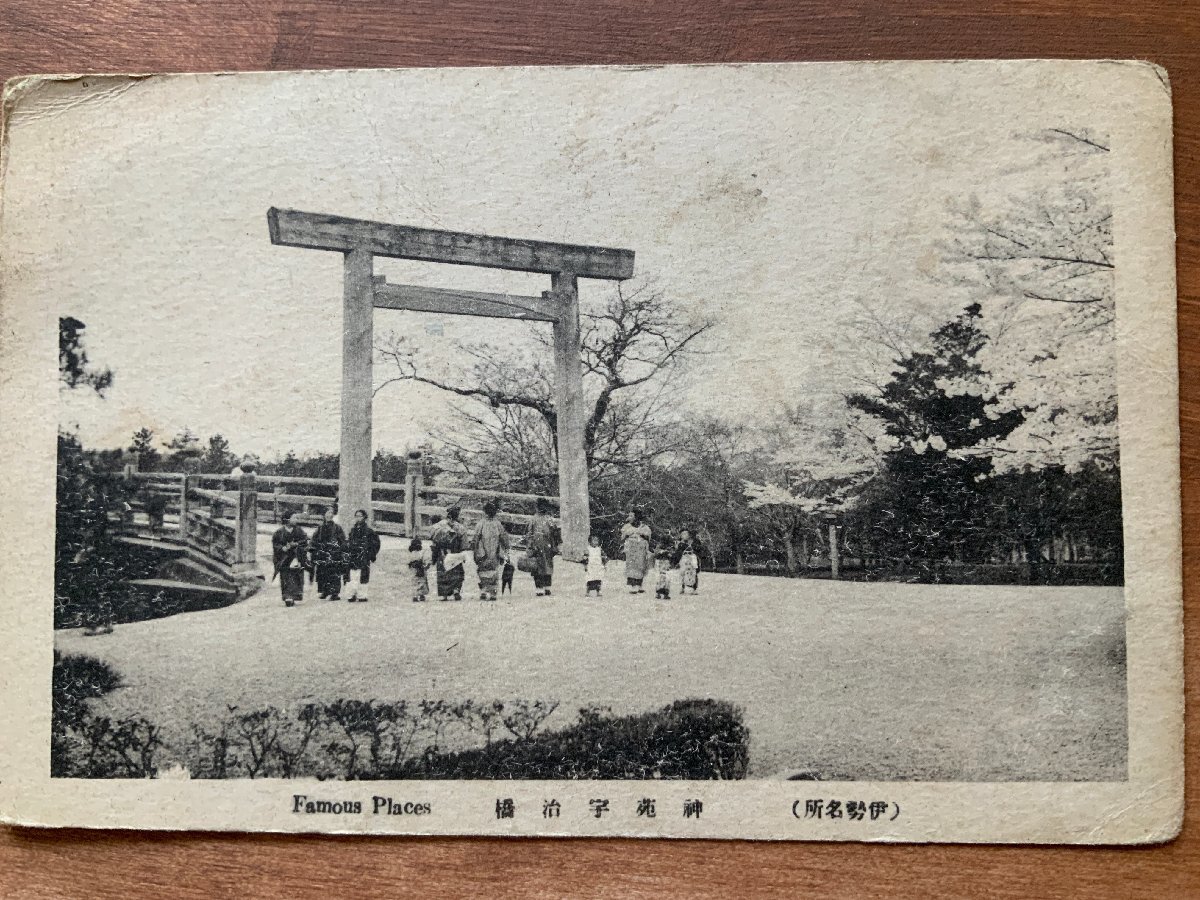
[[407, 537, 431, 602], [673, 528, 703, 595], [653, 546, 672, 600], [585, 534, 607, 597]]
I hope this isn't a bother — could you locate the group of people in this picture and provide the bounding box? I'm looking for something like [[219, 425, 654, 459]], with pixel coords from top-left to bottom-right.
[[410, 497, 560, 602], [618, 510, 703, 600], [271, 507, 381, 607], [270, 501, 703, 607]]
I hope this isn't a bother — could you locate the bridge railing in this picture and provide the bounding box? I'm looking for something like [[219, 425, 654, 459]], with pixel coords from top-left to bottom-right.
[[412, 484, 558, 546], [125, 471, 257, 574], [122, 462, 559, 555]]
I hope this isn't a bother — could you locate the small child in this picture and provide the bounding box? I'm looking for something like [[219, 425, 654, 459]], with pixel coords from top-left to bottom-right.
[[407, 537, 431, 602], [678, 546, 700, 594], [585, 534, 607, 597], [674, 528, 702, 595], [501, 558, 515, 595], [653, 547, 672, 600]]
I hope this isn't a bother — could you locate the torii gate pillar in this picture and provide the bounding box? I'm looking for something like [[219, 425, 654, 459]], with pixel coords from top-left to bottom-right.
[[551, 271, 589, 560], [269, 207, 635, 561], [341, 248, 375, 526]]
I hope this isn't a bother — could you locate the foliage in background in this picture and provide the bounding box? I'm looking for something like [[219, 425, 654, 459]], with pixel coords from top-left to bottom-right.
[[59, 317, 113, 396]]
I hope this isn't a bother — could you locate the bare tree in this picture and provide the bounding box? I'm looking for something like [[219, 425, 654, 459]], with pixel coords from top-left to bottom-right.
[[375, 283, 714, 487]]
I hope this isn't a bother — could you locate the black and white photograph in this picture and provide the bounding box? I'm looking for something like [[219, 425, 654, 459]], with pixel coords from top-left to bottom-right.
[[0, 61, 1182, 839]]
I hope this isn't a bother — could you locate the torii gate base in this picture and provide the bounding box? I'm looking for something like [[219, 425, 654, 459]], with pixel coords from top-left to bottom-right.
[[269, 208, 635, 561]]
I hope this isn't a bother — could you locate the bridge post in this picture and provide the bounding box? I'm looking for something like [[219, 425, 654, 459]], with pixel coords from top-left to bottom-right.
[[551, 272, 589, 562], [404, 450, 423, 538], [178, 474, 189, 541], [340, 248, 375, 526], [234, 471, 258, 569]]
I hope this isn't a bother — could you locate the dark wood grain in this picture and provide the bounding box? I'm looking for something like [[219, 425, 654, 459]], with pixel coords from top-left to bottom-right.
[[1, 2, 1196, 896]]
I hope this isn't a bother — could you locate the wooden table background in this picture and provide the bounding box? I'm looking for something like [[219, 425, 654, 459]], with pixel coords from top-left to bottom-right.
[[1, 1, 1195, 896]]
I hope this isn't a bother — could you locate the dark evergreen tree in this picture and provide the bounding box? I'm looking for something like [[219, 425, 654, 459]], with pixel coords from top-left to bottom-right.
[[129, 427, 160, 472], [849, 304, 1024, 574], [203, 434, 235, 473]]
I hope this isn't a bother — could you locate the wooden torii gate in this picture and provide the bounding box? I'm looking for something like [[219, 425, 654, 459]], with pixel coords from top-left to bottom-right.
[[267, 207, 635, 560]]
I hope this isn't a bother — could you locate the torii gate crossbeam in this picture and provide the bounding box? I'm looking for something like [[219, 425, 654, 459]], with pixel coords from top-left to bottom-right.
[[268, 207, 635, 560]]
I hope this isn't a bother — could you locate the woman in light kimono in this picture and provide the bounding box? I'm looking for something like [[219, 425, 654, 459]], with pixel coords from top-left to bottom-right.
[[430, 505, 468, 601], [526, 497, 560, 597], [470, 500, 510, 601], [621, 509, 652, 594]]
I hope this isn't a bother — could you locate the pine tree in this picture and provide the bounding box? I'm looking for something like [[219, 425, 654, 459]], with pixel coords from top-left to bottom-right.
[[204, 434, 234, 473], [129, 428, 160, 472], [848, 304, 1024, 572]]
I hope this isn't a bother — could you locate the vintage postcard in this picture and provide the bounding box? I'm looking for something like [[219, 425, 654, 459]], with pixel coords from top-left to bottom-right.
[[0, 60, 1182, 841]]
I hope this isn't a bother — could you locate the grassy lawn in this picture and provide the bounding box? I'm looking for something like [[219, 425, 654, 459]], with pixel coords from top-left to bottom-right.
[[55, 532, 1127, 780]]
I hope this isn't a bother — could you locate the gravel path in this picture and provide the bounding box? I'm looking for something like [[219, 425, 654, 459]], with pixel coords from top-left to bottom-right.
[[56, 534, 1127, 780]]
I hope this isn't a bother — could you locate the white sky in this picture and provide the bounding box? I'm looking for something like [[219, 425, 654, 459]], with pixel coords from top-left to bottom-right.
[[0, 62, 1119, 458]]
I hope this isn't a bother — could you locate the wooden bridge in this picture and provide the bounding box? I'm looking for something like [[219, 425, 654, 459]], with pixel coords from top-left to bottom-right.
[[117, 455, 559, 600]]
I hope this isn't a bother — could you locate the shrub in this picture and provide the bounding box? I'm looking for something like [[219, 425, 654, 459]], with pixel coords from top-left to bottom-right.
[[52, 651, 164, 778], [53, 688, 749, 780], [53, 651, 122, 717], [400, 699, 748, 780]]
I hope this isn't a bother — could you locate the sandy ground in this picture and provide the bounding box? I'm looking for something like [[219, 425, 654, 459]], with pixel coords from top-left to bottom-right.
[[56, 532, 1128, 780]]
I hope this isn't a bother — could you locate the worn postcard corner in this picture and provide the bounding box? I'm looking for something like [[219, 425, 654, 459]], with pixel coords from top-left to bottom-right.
[[0, 59, 1182, 843]]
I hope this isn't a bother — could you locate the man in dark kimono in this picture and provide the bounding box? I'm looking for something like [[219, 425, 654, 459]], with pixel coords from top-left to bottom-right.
[[271, 512, 309, 608], [345, 508, 381, 603], [310, 506, 348, 600]]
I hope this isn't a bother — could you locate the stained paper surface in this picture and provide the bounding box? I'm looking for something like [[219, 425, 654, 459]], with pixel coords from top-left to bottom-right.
[[0, 61, 1182, 841]]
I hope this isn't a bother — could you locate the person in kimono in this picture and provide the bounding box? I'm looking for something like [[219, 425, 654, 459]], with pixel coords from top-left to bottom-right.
[[470, 500, 511, 601], [407, 537, 432, 602], [526, 497, 560, 597], [585, 533, 608, 597], [310, 506, 347, 600], [271, 512, 309, 607], [672, 528, 703, 595], [621, 510, 652, 594], [431, 505, 468, 601], [653, 545, 673, 600], [345, 508, 381, 603]]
